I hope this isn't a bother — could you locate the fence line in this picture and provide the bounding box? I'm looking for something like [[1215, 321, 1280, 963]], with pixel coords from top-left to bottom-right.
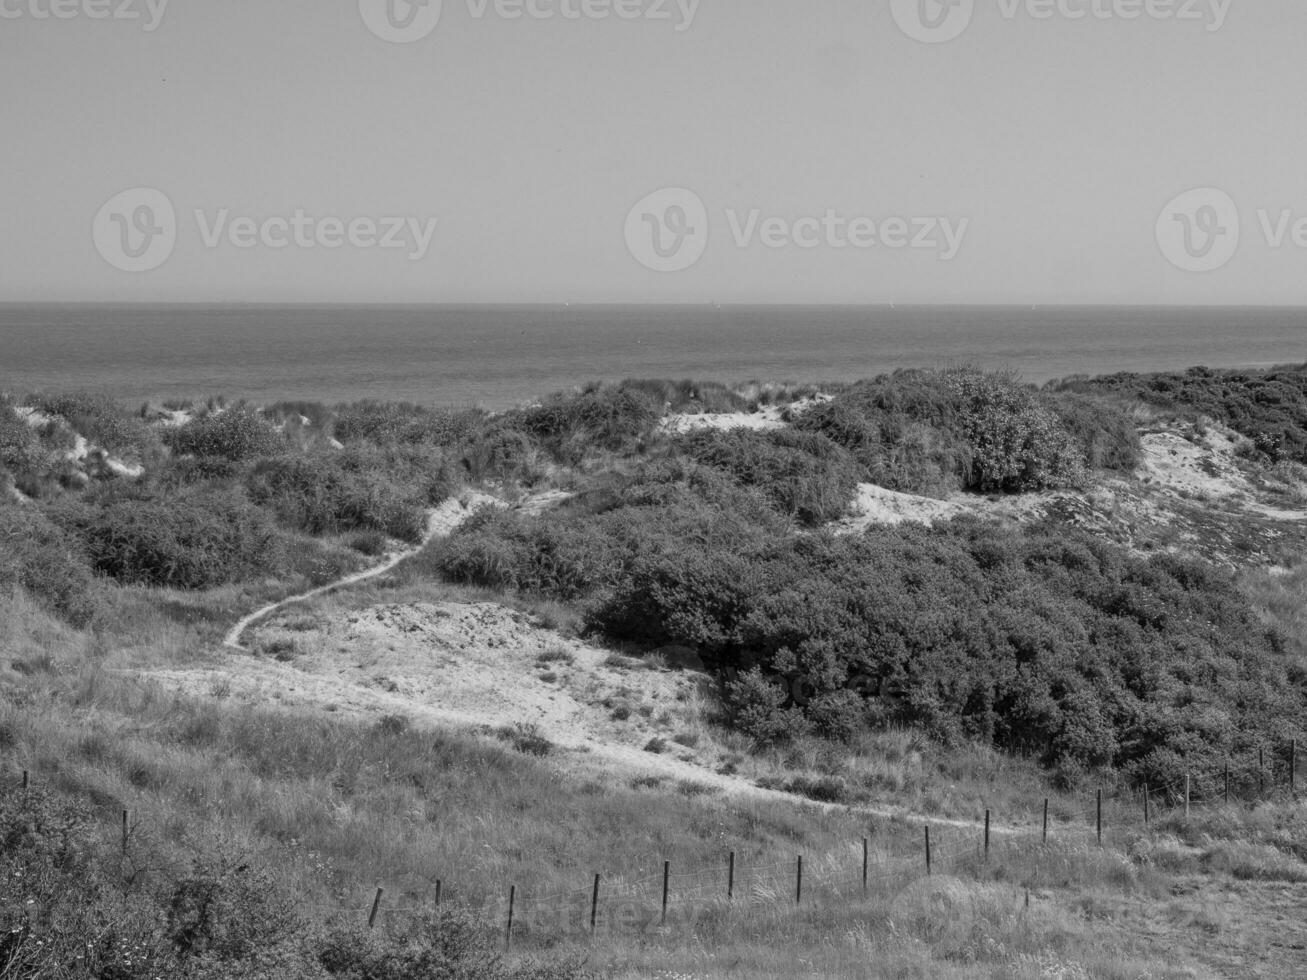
[[5, 742, 1300, 950]]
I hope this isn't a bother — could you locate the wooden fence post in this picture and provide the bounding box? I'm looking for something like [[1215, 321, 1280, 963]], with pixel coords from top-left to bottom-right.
[[1096, 789, 1102, 848], [661, 862, 669, 926], [21, 770, 28, 794], [121, 810, 128, 856], [795, 856, 803, 906], [983, 810, 990, 862], [367, 888, 383, 929], [435, 880, 442, 908], [505, 886, 515, 950], [924, 827, 932, 876], [1042, 799, 1049, 844], [590, 874, 600, 935], [862, 838, 868, 892], [1144, 784, 1150, 827], [727, 851, 734, 900], [1259, 747, 1265, 797], [1292, 740, 1297, 795], [1184, 773, 1191, 818]]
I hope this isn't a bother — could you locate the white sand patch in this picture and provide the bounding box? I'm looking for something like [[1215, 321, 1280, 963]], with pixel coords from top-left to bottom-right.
[[833, 484, 974, 532], [658, 396, 830, 436], [1137, 428, 1253, 502]]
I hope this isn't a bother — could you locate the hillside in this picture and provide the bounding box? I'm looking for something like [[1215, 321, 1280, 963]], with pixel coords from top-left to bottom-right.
[[4, 367, 1307, 979]]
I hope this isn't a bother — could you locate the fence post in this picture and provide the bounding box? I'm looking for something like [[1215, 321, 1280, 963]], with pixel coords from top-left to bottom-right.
[[661, 862, 669, 926], [727, 851, 734, 900], [983, 810, 990, 862], [1184, 773, 1191, 818], [121, 810, 128, 856], [21, 770, 28, 794], [367, 888, 383, 929], [924, 827, 932, 876], [1042, 799, 1049, 844], [590, 874, 600, 935], [1096, 789, 1102, 848], [435, 880, 442, 908], [1259, 747, 1265, 797], [1292, 740, 1297, 795], [505, 886, 515, 950], [1224, 763, 1230, 805], [1144, 784, 1150, 827], [862, 838, 868, 892]]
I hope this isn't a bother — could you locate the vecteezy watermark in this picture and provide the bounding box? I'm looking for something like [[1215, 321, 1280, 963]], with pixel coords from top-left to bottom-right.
[[1155, 187, 1240, 273], [93, 188, 178, 273], [93, 188, 440, 273], [360, 0, 698, 43], [358, 0, 443, 44], [0, 0, 170, 31], [625, 187, 969, 273], [892, 0, 1231, 44], [1158, 187, 1307, 273]]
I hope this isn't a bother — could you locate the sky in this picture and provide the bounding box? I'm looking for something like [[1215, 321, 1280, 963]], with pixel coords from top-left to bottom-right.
[[1, 0, 1305, 305]]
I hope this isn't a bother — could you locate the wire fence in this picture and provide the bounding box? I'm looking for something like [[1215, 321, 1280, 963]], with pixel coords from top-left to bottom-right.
[[6, 740, 1302, 950]]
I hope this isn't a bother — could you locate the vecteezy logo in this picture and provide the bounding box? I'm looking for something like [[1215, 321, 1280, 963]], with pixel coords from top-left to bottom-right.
[[1155, 187, 1240, 273], [624, 188, 709, 273], [890, 0, 975, 43], [359, 0, 442, 43], [93, 188, 177, 273]]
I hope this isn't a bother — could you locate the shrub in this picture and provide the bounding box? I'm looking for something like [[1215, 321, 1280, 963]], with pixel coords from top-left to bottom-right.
[[168, 408, 284, 462], [333, 401, 486, 447], [53, 485, 284, 588], [0, 504, 97, 624], [726, 669, 814, 745], [676, 427, 861, 525], [0, 401, 48, 477], [246, 454, 427, 542]]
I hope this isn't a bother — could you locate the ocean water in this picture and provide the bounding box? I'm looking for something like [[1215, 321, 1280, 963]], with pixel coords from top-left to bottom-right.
[[1, 304, 1305, 410]]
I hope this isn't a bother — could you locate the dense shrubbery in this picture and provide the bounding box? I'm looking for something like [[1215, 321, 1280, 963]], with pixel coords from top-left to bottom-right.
[[167, 407, 285, 462], [246, 453, 430, 542], [0, 787, 598, 980], [51, 484, 284, 589], [1060, 364, 1307, 463], [676, 428, 861, 525], [0, 401, 48, 478], [435, 470, 1303, 782], [0, 504, 98, 625], [796, 368, 1137, 496]]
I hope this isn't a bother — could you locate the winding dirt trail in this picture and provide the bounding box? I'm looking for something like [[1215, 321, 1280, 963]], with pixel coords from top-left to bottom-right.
[[222, 494, 500, 650]]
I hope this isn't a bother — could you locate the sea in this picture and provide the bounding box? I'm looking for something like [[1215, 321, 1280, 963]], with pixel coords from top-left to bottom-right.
[[2, 304, 1305, 410]]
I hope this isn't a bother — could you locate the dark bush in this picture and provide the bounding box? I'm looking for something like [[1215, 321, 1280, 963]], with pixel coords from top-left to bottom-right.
[[0, 504, 98, 624], [168, 408, 285, 462], [28, 391, 157, 459], [53, 485, 284, 588], [246, 454, 427, 542], [676, 427, 861, 525]]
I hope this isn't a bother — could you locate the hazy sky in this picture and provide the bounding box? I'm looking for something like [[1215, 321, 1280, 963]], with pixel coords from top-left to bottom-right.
[[2, 0, 1305, 304]]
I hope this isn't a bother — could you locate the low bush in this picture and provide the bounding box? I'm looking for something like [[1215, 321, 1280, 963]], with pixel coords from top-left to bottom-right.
[[675, 427, 861, 525], [167, 407, 285, 462], [795, 368, 1137, 495], [0, 504, 98, 625], [246, 454, 428, 542], [52, 484, 284, 589]]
